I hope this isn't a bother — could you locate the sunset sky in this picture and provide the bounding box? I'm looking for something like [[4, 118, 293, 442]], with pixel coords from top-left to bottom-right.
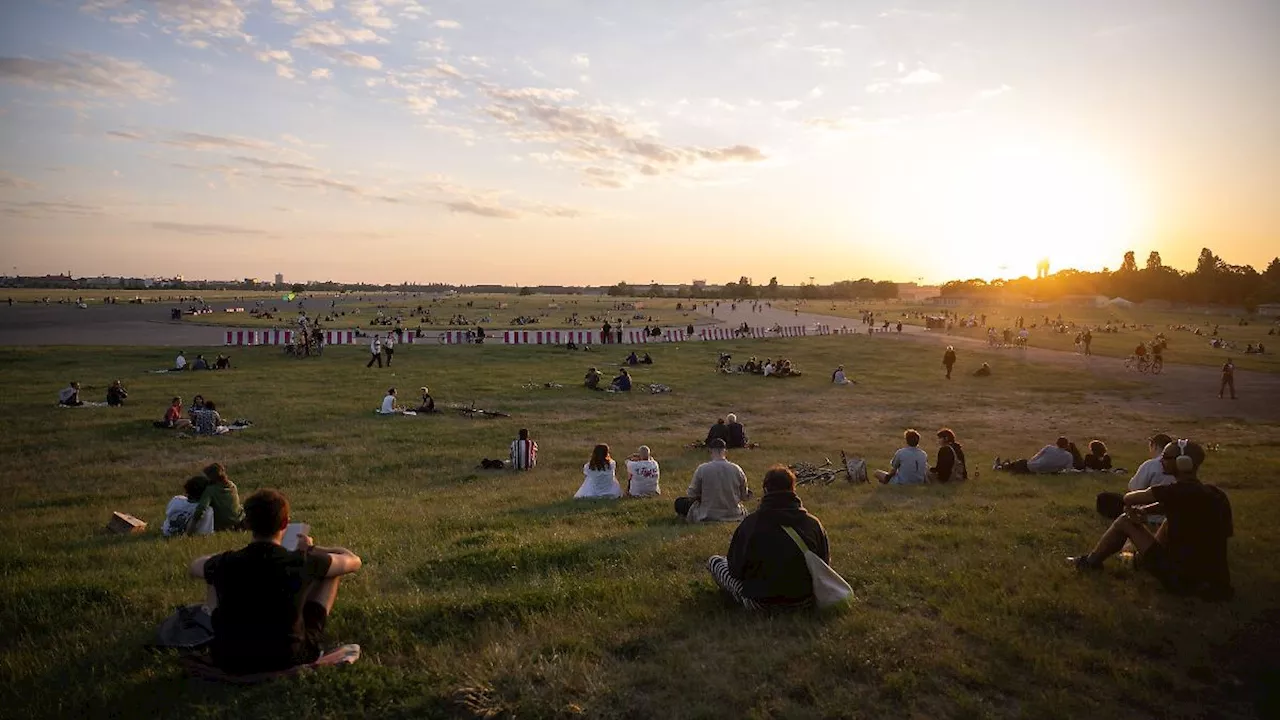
[[1, 0, 1277, 286]]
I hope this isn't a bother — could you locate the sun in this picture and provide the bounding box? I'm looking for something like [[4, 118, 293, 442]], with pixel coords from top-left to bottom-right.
[[939, 144, 1147, 280]]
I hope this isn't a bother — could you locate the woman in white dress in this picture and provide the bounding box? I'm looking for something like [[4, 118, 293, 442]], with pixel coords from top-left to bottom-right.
[[575, 444, 622, 499]]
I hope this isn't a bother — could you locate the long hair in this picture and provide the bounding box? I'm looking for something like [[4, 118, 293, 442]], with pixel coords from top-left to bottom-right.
[[588, 443, 612, 471]]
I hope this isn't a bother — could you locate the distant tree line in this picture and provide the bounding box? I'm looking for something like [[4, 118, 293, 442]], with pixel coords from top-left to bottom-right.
[[607, 276, 899, 300], [941, 248, 1280, 310]]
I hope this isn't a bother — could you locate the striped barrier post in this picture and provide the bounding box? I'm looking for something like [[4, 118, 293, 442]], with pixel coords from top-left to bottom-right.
[[224, 330, 233, 345]]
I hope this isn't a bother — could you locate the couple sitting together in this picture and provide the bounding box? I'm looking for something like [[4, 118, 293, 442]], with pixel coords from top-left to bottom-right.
[[874, 428, 967, 485], [993, 436, 1113, 474], [378, 386, 436, 414], [584, 367, 632, 392], [573, 444, 661, 498], [624, 351, 653, 366], [164, 463, 245, 537], [705, 414, 749, 449]]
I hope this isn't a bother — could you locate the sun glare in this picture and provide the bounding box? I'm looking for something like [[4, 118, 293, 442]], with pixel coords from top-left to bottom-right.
[[941, 144, 1147, 280]]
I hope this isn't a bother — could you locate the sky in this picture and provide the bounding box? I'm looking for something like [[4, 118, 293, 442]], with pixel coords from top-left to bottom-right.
[[1, 0, 1278, 286]]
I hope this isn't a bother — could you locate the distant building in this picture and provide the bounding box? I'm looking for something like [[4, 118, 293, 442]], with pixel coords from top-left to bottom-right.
[[896, 282, 940, 302], [275, 273, 284, 287]]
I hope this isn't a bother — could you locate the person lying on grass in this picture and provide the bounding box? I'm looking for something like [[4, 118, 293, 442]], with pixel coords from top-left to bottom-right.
[[188, 462, 245, 533], [510, 428, 538, 470], [875, 429, 929, 485], [189, 489, 362, 675], [625, 445, 661, 497], [973, 362, 992, 377], [993, 436, 1074, 474], [106, 379, 128, 406], [675, 438, 750, 522], [164, 475, 214, 538], [575, 444, 621, 499], [57, 381, 83, 406], [707, 464, 830, 610], [1069, 440, 1234, 601], [155, 396, 193, 430]]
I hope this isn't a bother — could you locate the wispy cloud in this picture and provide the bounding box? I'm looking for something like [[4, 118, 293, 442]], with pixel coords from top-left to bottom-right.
[[0, 52, 171, 102], [434, 19, 461, 29], [0, 172, 39, 191], [2, 199, 105, 218], [150, 221, 266, 235]]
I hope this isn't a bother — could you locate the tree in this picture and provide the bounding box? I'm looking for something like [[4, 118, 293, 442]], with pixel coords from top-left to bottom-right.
[[1265, 257, 1280, 284], [1195, 248, 1221, 276], [290, 283, 306, 294], [606, 281, 630, 297], [767, 276, 778, 298], [647, 282, 663, 298], [1119, 251, 1138, 273], [518, 286, 534, 296], [1145, 251, 1162, 272]]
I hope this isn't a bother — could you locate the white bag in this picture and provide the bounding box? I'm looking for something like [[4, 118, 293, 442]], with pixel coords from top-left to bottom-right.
[[842, 451, 868, 483], [783, 527, 854, 609]]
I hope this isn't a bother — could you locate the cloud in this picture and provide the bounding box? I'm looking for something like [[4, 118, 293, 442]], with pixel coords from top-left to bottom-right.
[[0, 172, 39, 191], [571, 53, 590, 69], [865, 81, 894, 94], [87, 0, 249, 40], [974, 84, 1013, 100], [232, 156, 316, 172], [276, 64, 296, 79], [293, 21, 386, 48], [0, 52, 171, 101], [256, 49, 294, 64], [443, 199, 519, 218], [1, 199, 104, 218], [434, 19, 461, 29], [901, 67, 943, 85], [802, 45, 845, 67], [310, 67, 332, 79], [150, 221, 265, 236], [329, 50, 382, 70], [307, 0, 334, 11], [348, 0, 394, 29], [582, 166, 628, 189], [163, 131, 277, 152]]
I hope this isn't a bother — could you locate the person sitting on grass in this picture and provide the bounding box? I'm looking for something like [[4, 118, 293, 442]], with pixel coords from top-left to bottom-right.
[[875, 429, 929, 485], [379, 388, 402, 415], [1068, 440, 1233, 601], [610, 368, 632, 392], [214, 354, 231, 370], [174, 351, 188, 371], [58, 381, 84, 406], [584, 367, 602, 390], [928, 428, 968, 483], [705, 418, 730, 447], [574, 444, 622, 499], [762, 359, 777, 377], [1084, 440, 1113, 471], [625, 351, 639, 366], [189, 394, 206, 417], [675, 438, 750, 522], [1098, 433, 1176, 525], [193, 354, 210, 371], [641, 352, 653, 365], [416, 386, 435, 414], [189, 488, 362, 675], [106, 379, 128, 406], [156, 396, 192, 429], [707, 464, 830, 611], [164, 475, 215, 538], [742, 357, 759, 374], [625, 445, 661, 497], [510, 428, 538, 470], [726, 413, 748, 449], [1068, 441, 1087, 471], [188, 462, 245, 533], [994, 436, 1074, 474], [973, 362, 992, 377], [192, 400, 227, 435], [831, 365, 851, 385]]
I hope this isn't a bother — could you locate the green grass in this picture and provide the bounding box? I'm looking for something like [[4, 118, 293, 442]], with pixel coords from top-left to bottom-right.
[[1, 337, 1277, 719]]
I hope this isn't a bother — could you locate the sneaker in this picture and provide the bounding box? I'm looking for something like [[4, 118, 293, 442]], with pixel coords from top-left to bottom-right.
[[1067, 555, 1101, 571]]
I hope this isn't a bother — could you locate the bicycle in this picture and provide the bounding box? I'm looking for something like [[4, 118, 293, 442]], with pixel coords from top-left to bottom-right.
[[1124, 354, 1152, 373], [447, 401, 511, 419]]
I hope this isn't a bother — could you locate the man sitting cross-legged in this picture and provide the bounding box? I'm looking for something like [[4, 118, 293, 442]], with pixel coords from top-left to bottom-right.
[[188, 489, 362, 674], [707, 465, 830, 610], [675, 438, 750, 522], [1068, 440, 1233, 601]]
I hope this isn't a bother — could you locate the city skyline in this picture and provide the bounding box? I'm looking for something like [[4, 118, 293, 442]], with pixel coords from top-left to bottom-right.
[[2, 1, 1278, 285]]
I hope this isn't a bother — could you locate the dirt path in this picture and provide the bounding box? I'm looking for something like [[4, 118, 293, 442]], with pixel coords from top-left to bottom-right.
[[696, 301, 1280, 424]]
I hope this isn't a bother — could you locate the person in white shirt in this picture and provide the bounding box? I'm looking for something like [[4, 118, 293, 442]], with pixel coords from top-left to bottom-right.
[[174, 351, 188, 371], [762, 361, 776, 377], [625, 445, 661, 496], [876, 429, 930, 485], [164, 475, 216, 538], [366, 336, 383, 368], [1096, 433, 1177, 525], [382, 331, 396, 367], [379, 387, 400, 414], [831, 365, 851, 385], [575, 444, 622, 499]]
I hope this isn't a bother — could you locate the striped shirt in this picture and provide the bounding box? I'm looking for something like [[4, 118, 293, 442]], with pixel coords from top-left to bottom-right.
[[510, 439, 538, 470]]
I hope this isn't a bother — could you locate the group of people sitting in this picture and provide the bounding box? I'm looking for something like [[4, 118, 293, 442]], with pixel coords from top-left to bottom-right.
[[573, 444, 663, 499], [378, 386, 436, 414], [623, 351, 654, 366], [57, 379, 129, 407], [174, 351, 231, 371], [732, 355, 801, 377], [873, 428, 968, 484], [1243, 342, 1267, 354], [993, 436, 1115, 474], [155, 394, 235, 435], [583, 366, 632, 391], [705, 414, 750, 449]]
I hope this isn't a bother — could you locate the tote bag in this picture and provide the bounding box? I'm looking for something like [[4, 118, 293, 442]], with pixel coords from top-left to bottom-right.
[[783, 527, 854, 609]]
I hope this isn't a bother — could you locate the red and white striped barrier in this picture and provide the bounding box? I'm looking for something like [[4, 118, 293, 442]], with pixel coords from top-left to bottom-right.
[[440, 330, 468, 344], [662, 329, 686, 342], [325, 330, 356, 345]]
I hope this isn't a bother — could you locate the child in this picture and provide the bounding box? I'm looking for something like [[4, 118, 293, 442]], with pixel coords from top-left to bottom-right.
[[164, 476, 216, 537]]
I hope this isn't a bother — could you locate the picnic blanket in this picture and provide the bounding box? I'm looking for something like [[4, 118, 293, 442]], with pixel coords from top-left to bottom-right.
[[374, 409, 417, 416], [56, 402, 110, 408]]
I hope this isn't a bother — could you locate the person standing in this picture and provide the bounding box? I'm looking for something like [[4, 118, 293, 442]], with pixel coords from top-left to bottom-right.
[[675, 439, 750, 522], [601, 321, 612, 344], [942, 346, 957, 379], [1082, 328, 1093, 356], [1219, 359, 1236, 399], [366, 335, 383, 368], [382, 331, 396, 367]]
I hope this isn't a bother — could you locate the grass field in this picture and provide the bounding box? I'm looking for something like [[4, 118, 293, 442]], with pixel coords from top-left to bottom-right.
[[2, 336, 1278, 719]]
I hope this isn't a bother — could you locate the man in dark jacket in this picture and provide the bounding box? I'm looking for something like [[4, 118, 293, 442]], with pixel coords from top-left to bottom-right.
[[705, 418, 730, 446], [726, 413, 748, 449], [706, 465, 830, 609]]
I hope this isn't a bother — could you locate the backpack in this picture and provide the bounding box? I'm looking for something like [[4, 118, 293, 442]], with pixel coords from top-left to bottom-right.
[[842, 451, 868, 483], [152, 603, 214, 650], [944, 445, 967, 483]]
